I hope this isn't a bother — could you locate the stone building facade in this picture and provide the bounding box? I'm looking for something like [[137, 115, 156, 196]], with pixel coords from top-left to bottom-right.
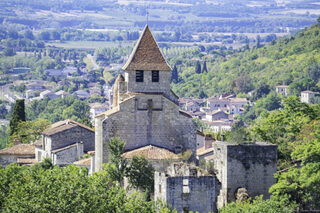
[[36, 119, 94, 165], [154, 163, 221, 213], [0, 143, 35, 167], [213, 141, 277, 208], [94, 25, 197, 171]]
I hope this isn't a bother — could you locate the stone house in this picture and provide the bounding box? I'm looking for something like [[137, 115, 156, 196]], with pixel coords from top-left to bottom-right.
[[301, 90, 319, 104], [73, 90, 90, 100], [275, 85, 289, 96], [185, 101, 200, 112], [35, 119, 94, 166], [206, 110, 229, 121], [192, 111, 206, 120], [94, 25, 197, 172], [40, 90, 58, 100], [207, 96, 247, 115], [0, 142, 35, 167], [154, 163, 221, 213], [206, 120, 233, 133]]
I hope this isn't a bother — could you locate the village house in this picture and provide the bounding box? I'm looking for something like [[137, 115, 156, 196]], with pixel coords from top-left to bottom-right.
[[40, 90, 58, 100], [73, 90, 90, 100], [275, 85, 289, 96], [94, 25, 198, 172], [205, 110, 229, 122], [55, 90, 69, 98], [62, 66, 78, 76], [301, 90, 319, 104], [185, 101, 200, 112], [206, 119, 234, 133], [35, 119, 94, 166], [207, 96, 247, 115], [0, 139, 37, 167], [46, 69, 65, 77]]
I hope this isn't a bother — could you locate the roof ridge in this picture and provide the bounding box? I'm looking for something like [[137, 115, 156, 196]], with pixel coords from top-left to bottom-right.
[[122, 25, 171, 71]]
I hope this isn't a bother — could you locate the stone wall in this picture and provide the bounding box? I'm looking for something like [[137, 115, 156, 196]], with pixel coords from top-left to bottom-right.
[[96, 94, 197, 170], [52, 142, 83, 166], [0, 154, 34, 167], [213, 142, 277, 209], [154, 164, 221, 213], [45, 126, 94, 153], [125, 70, 171, 96]]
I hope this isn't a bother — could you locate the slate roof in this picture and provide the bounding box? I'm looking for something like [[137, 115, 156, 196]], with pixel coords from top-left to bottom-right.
[[43, 119, 93, 136], [122, 145, 180, 160], [122, 25, 171, 71], [0, 144, 35, 156]]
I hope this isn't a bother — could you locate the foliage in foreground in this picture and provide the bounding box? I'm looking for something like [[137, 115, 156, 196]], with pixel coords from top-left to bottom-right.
[[0, 162, 174, 213], [105, 137, 155, 193], [220, 196, 296, 213]]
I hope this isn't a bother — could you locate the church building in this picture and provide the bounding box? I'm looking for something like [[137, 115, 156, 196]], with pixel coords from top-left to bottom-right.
[[94, 25, 197, 171]]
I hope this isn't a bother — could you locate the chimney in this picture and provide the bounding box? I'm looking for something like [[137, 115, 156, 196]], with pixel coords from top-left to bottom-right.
[[77, 141, 84, 158], [13, 138, 21, 145]]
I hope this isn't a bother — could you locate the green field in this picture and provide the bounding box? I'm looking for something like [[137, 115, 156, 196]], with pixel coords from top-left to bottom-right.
[[46, 41, 135, 49]]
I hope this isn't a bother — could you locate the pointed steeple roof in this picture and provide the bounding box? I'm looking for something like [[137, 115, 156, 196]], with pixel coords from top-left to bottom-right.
[[122, 25, 171, 71]]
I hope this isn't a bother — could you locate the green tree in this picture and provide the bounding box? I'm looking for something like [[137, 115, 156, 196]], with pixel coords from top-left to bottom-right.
[[202, 61, 208, 73], [105, 137, 128, 184], [9, 100, 25, 136], [195, 61, 201, 74], [126, 156, 154, 192], [9, 119, 51, 144], [171, 65, 178, 83], [251, 97, 317, 161], [270, 120, 320, 211]]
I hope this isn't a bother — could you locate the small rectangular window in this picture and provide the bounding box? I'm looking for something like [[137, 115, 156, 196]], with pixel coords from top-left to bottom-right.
[[136, 70, 144, 82], [152, 70, 159, 82]]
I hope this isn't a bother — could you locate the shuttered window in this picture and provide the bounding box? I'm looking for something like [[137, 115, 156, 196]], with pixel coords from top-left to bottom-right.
[[136, 70, 144, 82], [152, 70, 159, 82]]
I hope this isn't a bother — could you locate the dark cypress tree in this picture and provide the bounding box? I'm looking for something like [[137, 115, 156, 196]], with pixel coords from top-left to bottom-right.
[[9, 99, 26, 136], [195, 61, 201, 74], [171, 65, 178, 83], [202, 61, 208, 73]]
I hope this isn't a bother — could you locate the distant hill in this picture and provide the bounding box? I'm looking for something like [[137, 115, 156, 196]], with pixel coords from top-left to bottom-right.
[[173, 23, 320, 98]]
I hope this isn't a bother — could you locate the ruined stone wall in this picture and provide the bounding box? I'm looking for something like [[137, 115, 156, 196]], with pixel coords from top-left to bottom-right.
[[155, 172, 221, 213], [126, 71, 171, 96], [214, 142, 277, 209], [48, 126, 94, 152], [97, 94, 197, 168]]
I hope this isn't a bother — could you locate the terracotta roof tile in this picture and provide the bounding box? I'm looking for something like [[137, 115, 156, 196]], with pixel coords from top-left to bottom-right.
[[0, 144, 35, 156], [43, 119, 93, 136], [122, 25, 171, 71], [17, 158, 38, 164], [73, 158, 91, 166], [122, 145, 180, 160]]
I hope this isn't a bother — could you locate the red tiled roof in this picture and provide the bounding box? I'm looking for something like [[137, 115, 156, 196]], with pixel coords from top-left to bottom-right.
[[43, 119, 93, 136], [0, 144, 35, 156], [73, 158, 91, 166], [122, 25, 171, 71], [122, 145, 180, 160]]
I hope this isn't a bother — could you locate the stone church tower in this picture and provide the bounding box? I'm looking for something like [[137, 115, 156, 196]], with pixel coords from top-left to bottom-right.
[[94, 25, 197, 171]]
